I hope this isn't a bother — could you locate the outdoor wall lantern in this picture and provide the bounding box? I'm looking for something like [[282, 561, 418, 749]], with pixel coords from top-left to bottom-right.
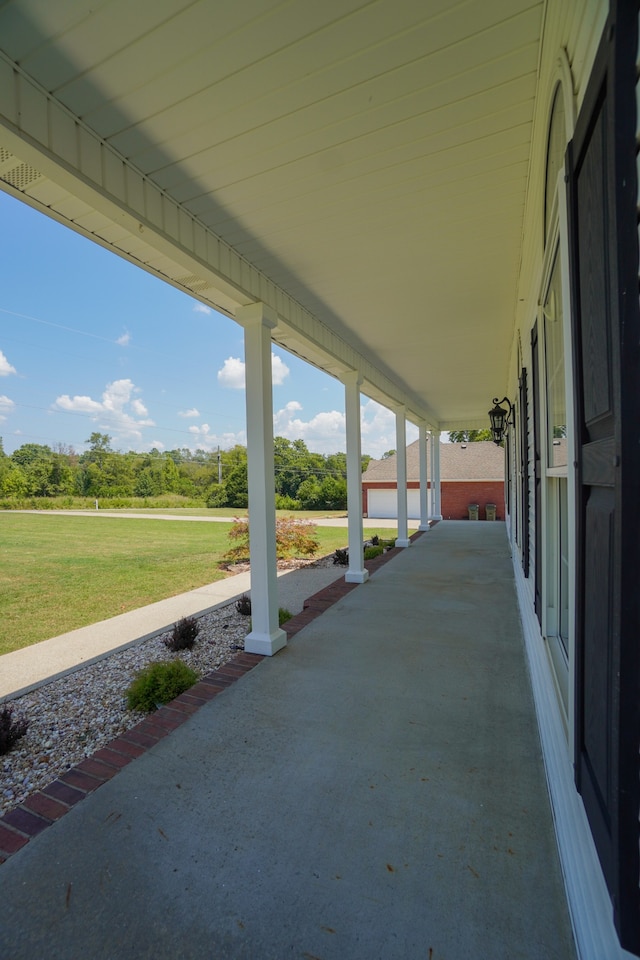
[[488, 397, 513, 445]]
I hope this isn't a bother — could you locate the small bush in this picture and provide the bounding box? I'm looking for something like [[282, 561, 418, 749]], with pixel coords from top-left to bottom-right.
[[333, 547, 349, 565], [236, 594, 252, 615], [370, 534, 380, 546], [279, 607, 292, 625], [206, 484, 228, 508], [0, 704, 29, 755], [126, 660, 198, 713], [275, 494, 301, 510], [364, 545, 384, 561], [164, 616, 199, 652], [224, 516, 319, 564]]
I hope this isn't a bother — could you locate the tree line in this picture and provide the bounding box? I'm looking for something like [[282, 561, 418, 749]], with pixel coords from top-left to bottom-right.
[[0, 433, 372, 511]]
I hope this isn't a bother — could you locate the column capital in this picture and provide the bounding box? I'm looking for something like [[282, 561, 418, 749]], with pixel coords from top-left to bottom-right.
[[340, 369, 363, 388], [235, 301, 278, 330]]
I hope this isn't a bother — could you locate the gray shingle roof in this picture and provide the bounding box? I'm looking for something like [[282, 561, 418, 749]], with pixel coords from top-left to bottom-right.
[[362, 441, 504, 482]]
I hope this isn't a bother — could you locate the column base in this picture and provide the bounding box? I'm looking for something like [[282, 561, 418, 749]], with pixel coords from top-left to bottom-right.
[[418, 523, 430, 531], [345, 569, 369, 584], [395, 538, 411, 548], [244, 628, 287, 656]]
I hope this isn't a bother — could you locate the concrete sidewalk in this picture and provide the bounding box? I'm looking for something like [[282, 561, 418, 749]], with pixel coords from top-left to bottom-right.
[[0, 561, 347, 701], [1, 515, 419, 701], [0, 523, 576, 959]]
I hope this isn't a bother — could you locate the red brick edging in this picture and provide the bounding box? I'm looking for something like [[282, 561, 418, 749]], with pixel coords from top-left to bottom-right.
[[0, 530, 425, 863], [0, 653, 263, 864]]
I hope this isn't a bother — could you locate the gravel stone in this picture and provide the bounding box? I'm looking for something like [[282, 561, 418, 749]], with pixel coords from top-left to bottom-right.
[[0, 603, 251, 816]]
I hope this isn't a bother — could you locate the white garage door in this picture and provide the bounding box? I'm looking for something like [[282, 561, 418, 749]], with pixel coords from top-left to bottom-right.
[[367, 489, 421, 519]]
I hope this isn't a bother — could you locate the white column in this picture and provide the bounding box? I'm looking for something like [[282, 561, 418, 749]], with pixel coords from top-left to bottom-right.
[[343, 371, 369, 583], [418, 421, 430, 531], [427, 432, 435, 518], [395, 406, 410, 548], [432, 429, 443, 520], [237, 302, 287, 656]]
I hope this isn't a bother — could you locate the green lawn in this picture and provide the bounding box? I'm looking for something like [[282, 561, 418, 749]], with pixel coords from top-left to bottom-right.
[[0, 513, 361, 655]]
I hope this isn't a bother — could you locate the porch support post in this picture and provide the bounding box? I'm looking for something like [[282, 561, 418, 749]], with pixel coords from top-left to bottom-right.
[[432, 429, 443, 520], [395, 405, 411, 548], [237, 302, 287, 656], [418, 421, 430, 531], [342, 371, 369, 583]]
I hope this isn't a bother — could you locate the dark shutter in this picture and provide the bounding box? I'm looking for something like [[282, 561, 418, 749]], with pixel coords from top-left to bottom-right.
[[566, 3, 640, 951], [530, 325, 542, 621], [518, 369, 529, 578]]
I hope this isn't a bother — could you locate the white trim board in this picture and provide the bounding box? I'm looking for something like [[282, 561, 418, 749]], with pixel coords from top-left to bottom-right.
[[513, 559, 635, 960]]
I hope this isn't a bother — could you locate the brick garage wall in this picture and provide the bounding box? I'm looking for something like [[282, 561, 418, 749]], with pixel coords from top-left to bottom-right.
[[441, 481, 505, 520], [362, 481, 505, 519]]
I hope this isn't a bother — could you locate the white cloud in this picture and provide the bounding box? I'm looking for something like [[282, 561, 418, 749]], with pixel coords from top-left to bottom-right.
[[55, 394, 103, 414], [217, 357, 245, 389], [53, 378, 155, 444], [0, 350, 17, 376], [188, 422, 245, 451], [273, 400, 346, 454], [217, 353, 290, 390], [360, 398, 418, 458], [271, 354, 289, 386], [131, 398, 148, 417], [116, 331, 131, 346], [0, 394, 14, 422], [193, 303, 212, 314], [178, 407, 200, 418], [271, 397, 419, 457]]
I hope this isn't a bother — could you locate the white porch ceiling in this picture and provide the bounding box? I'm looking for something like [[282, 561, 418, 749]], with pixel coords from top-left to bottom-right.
[[0, 0, 545, 429]]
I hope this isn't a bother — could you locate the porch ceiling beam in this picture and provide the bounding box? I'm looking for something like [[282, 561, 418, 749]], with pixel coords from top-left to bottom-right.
[[0, 52, 437, 428]]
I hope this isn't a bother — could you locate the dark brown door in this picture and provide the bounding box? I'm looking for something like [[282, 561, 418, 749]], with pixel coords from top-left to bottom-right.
[[567, 3, 640, 951]]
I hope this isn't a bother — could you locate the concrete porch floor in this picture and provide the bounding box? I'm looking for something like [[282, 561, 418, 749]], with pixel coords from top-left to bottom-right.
[[0, 522, 576, 960]]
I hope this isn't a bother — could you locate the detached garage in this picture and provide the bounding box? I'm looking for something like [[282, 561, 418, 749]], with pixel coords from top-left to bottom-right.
[[363, 440, 505, 520]]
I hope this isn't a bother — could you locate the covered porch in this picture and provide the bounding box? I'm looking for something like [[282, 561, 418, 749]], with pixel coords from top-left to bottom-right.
[[0, 522, 575, 959]]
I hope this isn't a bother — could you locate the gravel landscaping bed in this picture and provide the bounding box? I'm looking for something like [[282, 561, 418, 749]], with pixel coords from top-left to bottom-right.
[[1, 603, 250, 816]]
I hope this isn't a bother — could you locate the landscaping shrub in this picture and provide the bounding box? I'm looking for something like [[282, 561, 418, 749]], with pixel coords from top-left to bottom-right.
[[164, 616, 199, 651], [224, 516, 319, 564], [364, 545, 385, 561], [279, 607, 292, 625], [333, 547, 349, 565], [0, 704, 29, 755], [126, 660, 198, 713], [236, 594, 252, 615]]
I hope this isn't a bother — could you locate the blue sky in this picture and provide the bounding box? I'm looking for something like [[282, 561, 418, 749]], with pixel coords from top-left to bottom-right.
[[0, 191, 417, 459]]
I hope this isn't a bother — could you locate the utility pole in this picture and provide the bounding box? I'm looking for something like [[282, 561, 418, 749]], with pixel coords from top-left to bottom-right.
[[217, 446, 222, 484]]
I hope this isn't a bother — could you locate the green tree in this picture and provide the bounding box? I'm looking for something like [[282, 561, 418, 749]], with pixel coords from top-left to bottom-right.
[[296, 476, 322, 509], [225, 463, 248, 508], [11, 443, 53, 467], [448, 429, 493, 442], [318, 475, 347, 510], [84, 433, 113, 467], [0, 460, 27, 497]]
